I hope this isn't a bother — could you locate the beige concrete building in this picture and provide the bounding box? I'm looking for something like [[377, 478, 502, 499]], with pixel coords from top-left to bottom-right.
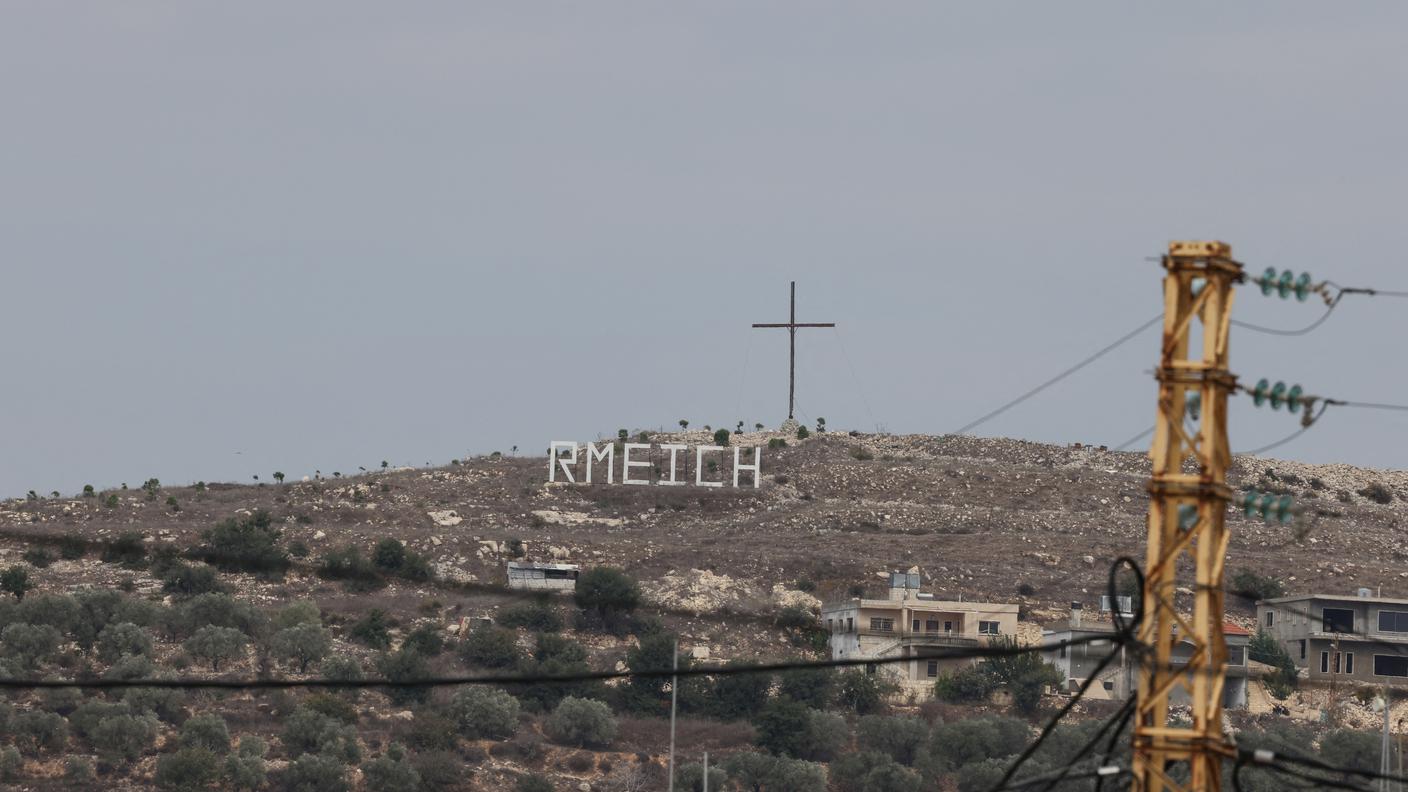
[[821, 571, 1019, 699]]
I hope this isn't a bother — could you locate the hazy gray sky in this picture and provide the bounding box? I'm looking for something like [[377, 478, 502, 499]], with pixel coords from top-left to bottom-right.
[[3, 3, 1406, 497]]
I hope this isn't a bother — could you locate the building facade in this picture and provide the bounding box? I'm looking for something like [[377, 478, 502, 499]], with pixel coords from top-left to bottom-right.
[[821, 571, 1019, 699], [506, 561, 580, 592], [1258, 591, 1408, 686], [1042, 605, 1252, 709]]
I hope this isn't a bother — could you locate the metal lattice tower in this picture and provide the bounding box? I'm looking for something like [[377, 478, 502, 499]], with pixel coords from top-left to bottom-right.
[[1131, 241, 1242, 792]]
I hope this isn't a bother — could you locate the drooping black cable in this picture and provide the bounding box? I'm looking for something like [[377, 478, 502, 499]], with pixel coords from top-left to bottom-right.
[[950, 315, 1162, 436]]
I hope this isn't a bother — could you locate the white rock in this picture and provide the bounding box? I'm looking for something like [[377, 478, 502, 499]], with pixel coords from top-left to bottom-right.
[[427, 510, 462, 527]]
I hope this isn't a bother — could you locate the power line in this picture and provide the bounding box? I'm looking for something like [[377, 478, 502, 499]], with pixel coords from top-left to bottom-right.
[[951, 314, 1163, 436], [0, 628, 1121, 691]]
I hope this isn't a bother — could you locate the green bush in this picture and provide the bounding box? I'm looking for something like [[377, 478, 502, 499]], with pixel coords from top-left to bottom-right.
[[401, 623, 445, 657], [1230, 568, 1285, 602], [707, 660, 772, 721], [275, 601, 322, 630], [0, 746, 20, 782], [224, 737, 268, 791], [283, 753, 349, 792], [184, 625, 248, 671], [179, 712, 231, 754], [92, 713, 158, 767], [713, 428, 731, 446], [922, 716, 1029, 774], [362, 745, 422, 792], [515, 634, 598, 712], [375, 649, 431, 706], [174, 593, 264, 638], [498, 598, 564, 632], [2, 622, 62, 669], [283, 706, 360, 763], [98, 622, 154, 663], [934, 664, 997, 704], [796, 425, 810, 439], [448, 686, 522, 740], [1, 566, 32, 601], [722, 752, 825, 792], [59, 535, 87, 560], [23, 547, 54, 568], [838, 668, 895, 715], [161, 563, 224, 597], [155, 746, 220, 791], [515, 776, 554, 792], [272, 623, 332, 672], [544, 696, 617, 748], [778, 665, 834, 709], [574, 567, 640, 632], [675, 761, 728, 792], [857, 714, 928, 766], [318, 546, 383, 591], [348, 609, 392, 649], [372, 539, 407, 572], [317, 655, 364, 694], [14, 710, 69, 754], [102, 532, 147, 568], [64, 755, 95, 783], [460, 622, 522, 669], [200, 510, 288, 575], [800, 709, 849, 761], [1249, 629, 1298, 699], [753, 697, 812, 758]]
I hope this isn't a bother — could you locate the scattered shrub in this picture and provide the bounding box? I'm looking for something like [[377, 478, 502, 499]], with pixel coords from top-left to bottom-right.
[[102, 532, 147, 568], [935, 665, 998, 704], [1230, 568, 1285, 602], [849, 445, 874, 461], [372, 539, 407, 572], [401, 623, 445, 657], [574, 567, 640, 632], [14, 710, 69, 754], [282, 753, 349, 792], [778, 665, 834, 709], [1, 566, 33, 601], [22, 547, 54, 568], [753, 697, 812, 757], [162, 563, 224, 597], [92, 713, 158, 767], [923, 716, 1028, 774], [275, 601, 322, 630], [200, 510, 289, 575], [97, 622, 154, 663], [304, 692, 359, 725], [515, 775, 554, 792], [675, 761, 728, 792], [64, 755, 95, 783], [318, 546, 383, 592], [272, 623, 333, 672], [224, 737, 268, 791], [722, 753, 825, 792], [155, 746, 220, 791], [184, 625, 248, 671], [2, 622, 62, 668], [318, 655, 364, 694], [545, 696, 618, 748], [707, 660, 772, 721], [59, 535, 87, 560], [375, 649, 431, 706], [498, 598, 564, 632], [448, 686, 522, 740], [0, 746, 20, 782], [460, 622, 522, 669], [796, 426, 810, 439], [283, 706, 361, 763], [179, 712, 231, 754], [1359, 482, 1394, 505], [857, 714, 928, 766], [1249, 628, 1299, 699], [349, 609, 392, 649]]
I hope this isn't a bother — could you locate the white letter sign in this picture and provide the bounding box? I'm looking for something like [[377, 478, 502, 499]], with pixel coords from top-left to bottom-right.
[[548, 441, 578, 483], [695, 445, 724, 488], [585, 442, 615, 484], [622, 443, 651, 485]]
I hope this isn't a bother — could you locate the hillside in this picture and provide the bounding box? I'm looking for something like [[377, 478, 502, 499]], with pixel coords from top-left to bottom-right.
[[0, 430, 1403, 790]]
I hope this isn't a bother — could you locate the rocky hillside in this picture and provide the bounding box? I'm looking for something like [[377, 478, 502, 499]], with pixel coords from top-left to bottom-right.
[[5, 430, 1404, 626]]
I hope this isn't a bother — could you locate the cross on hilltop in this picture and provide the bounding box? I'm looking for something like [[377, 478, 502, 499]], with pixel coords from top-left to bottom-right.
[[751, 281, 835, 421]]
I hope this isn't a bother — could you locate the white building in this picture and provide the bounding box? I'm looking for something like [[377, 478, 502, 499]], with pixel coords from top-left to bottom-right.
[[506, 561, 580, 592]]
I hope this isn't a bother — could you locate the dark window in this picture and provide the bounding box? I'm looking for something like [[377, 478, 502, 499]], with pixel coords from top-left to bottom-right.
[[1321, 652, 1329, 674], [1333, 652, 1341, 674], [865, 663, 877, 676], [870, 618, 894, 633], [1375, 655, 1408, 678], [1227, 646, 1246, 666], [1299, 639, 1306, 660], [1346, 653, 1355, 675], [1102, 680, 1114, 691], [1379, 611, 1408, 633], [1059, 645, 1067, 659], [944, 621, 953, 632], [1265, 611, 1274, 627], [1323, 608, 1354, 634], [913, 619, 921, 633], [846, 617, 854, 632], [543, 569, 577, 580], [979, 621, 1000, 635], [926, 620, 940, 633], [926, 660, 939, 678]]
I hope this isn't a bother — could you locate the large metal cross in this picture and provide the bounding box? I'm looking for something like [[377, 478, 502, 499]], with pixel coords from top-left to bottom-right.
[[751, 281, 835, 420]]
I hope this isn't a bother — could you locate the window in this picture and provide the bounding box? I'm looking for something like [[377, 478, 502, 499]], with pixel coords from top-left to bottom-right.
[[1346, 653, 1355, 675], [1299, 639, 1306, 660], [926, 660, 939, 678], [870, 618, 894, 633], [827, 619, 834, 633], [1321, 652, 1329, 674], [1380, 611, 1408, 633], [846, 617, 854, 632], [978, 621, 1000, 635], [913, 619, 921, 633], [944, 621, 953, 632], [1323, 608, 1354, 634], [865, 663, 877, 676], [1333, 652, 1341, 674], [1376, 656, 1408, 678], [1265, 610, 1274, 627], [926, 620, 940, 633], [1059, 644, 1067, 659], [1102, 680, 1114, 691], [1227, 646, 1246, 666]]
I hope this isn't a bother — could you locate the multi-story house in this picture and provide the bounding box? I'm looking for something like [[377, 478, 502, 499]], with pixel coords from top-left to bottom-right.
[[1258, 590, 1408, 685], [821, 570, 1019, 699]]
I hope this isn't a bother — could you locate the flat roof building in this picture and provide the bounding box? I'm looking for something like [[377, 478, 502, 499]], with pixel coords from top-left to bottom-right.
[[1257, 590, 1408, 686], [821, 570, 1019, 699], [506, 561, 580, 592]]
